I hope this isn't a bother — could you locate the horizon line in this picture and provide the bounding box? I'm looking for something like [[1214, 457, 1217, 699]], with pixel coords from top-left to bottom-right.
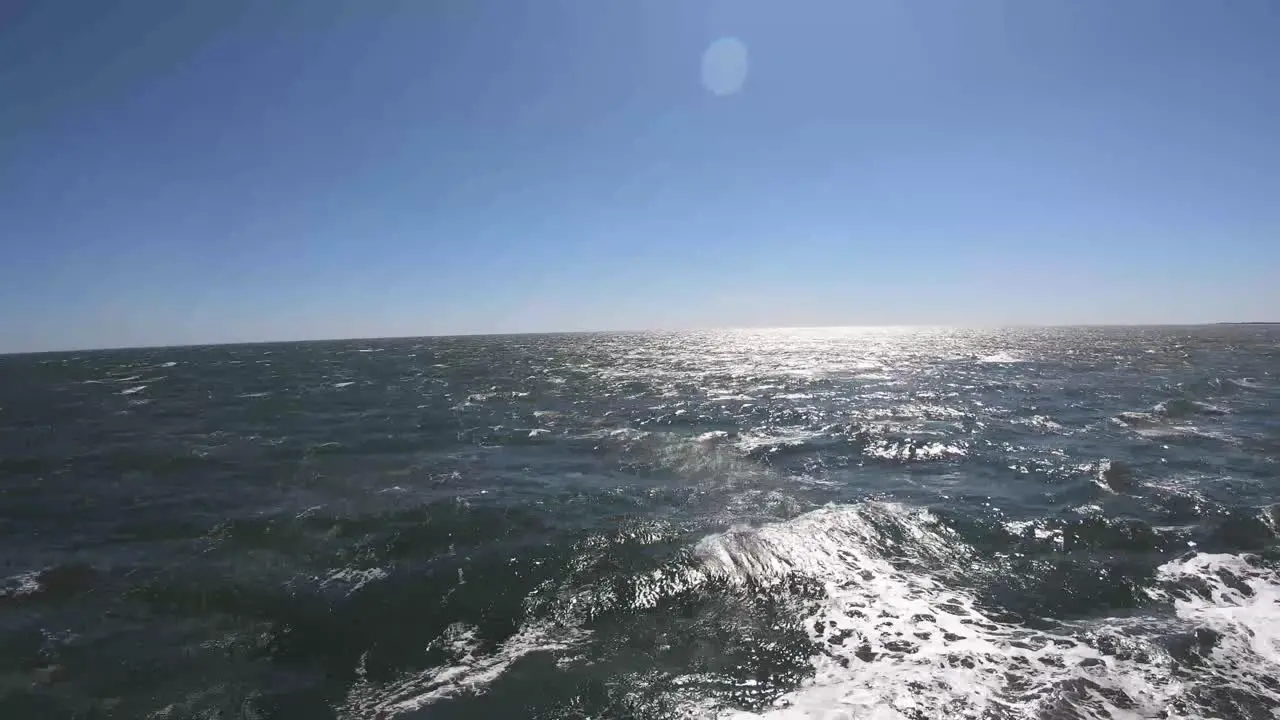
[[3, 321, 1276, 357]]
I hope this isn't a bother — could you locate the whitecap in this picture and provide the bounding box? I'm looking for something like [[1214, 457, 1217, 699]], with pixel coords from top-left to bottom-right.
[[1151, 553, 1280, 666], [105, 374, 140, 383], [1004, 519, 1064, 546], [321, 567, 389, 595], [978, 351, 1027, 363], [863, 439, 967, 461], [339, 621, 588, 717], [1090, 458, 1137, 493], [706, 504, 1280, 719], [735, 429, 817, 456], [1021, 414, 1067, 433], [0, 570, 43, 599]]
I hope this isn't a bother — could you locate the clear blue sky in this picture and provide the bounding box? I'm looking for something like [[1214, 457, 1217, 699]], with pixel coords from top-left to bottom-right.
[[2, 0, 1277, 352]]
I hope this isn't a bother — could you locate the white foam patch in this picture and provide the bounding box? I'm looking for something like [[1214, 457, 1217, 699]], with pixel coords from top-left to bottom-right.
[[736, 430, 818, 456], [894, 403, 969, 420], [335, 502, 1280, 719], [978, 351, 1027, 363], [120, 385, 147, 395], [1019, 414, 1069, 433], [320, 567, 389, 595], [1152, 553, 1280, 668], [338, 621, 588, 718], [0, 570, 43, 599], [696, 503, 1280, 720], [863, 439, 967, 461], [1004, 519, 1065, 547]]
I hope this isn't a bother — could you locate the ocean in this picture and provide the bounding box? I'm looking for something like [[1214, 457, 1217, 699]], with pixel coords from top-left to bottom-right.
[[1, 326, 1277, 719]]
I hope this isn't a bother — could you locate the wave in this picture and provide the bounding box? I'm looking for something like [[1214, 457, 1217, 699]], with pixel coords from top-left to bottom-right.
[[0, 570, 44, 600], [1090, 458, 1138, 493], [0, 564, 100, 604], [977, 351, 1028, 364], [1016, 414, 1070, 434], [1153, 399, 1229, 419], [338, 621, 588, 718], [1183, 376, 1260, 398], [1112, 411, 1240, 445], [691, 503, 1280, 719]]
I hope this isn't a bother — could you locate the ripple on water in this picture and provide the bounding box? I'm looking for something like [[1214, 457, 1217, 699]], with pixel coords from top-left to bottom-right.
[[1, 327, 1278, 719]]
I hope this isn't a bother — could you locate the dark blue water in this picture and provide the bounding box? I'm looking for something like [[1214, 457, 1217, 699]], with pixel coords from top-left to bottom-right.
[[1, 327, 1278, 719]]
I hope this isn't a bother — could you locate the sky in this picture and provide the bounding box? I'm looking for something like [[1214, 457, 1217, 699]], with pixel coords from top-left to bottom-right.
[[1, 0, 1277, 352]]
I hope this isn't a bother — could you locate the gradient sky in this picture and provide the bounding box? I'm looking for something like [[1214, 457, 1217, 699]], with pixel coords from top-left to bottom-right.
[[2, 0, 1277, 352]]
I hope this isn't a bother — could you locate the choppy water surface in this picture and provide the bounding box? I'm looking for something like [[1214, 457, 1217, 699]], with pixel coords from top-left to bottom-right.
[[1, 326, 1278, 719]]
